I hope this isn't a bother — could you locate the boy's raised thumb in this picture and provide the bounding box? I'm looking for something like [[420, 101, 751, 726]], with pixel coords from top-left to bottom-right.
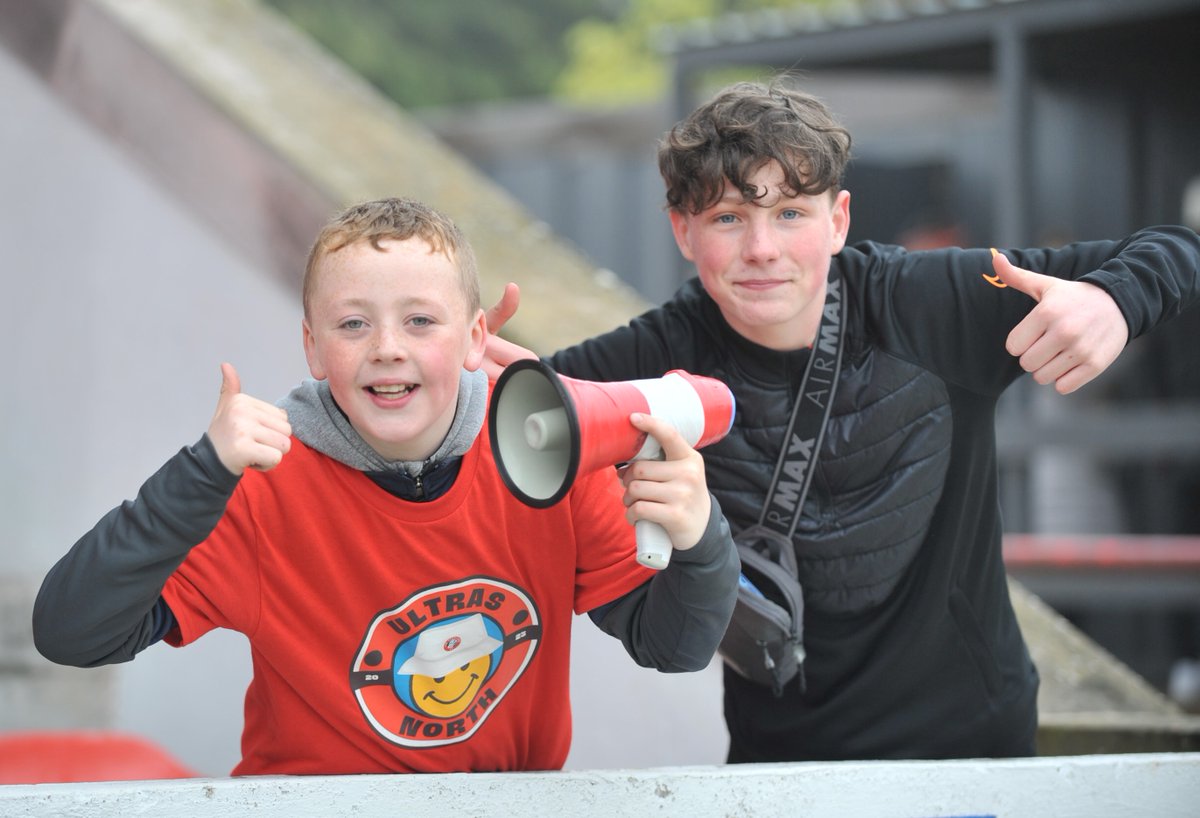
[[219, 362, 242, 399], [486, 282, 521, 334], [991, 248, 1049, 302]]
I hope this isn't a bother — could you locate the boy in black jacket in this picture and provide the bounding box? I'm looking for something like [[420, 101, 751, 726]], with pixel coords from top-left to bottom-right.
[[484, 77, 1200, 761]]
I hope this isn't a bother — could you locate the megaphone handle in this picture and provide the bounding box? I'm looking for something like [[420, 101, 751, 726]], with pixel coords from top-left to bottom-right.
[[634, 519, 672, 570]]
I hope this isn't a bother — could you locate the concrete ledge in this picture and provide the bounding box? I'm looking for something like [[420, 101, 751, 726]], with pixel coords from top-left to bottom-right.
[[2, 754, 1198, 817], [1008, 579, 1200, 755], [1038, 713, 1200, 755]]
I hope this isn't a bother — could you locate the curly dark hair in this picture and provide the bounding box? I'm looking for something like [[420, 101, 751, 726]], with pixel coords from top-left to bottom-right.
[[658, 77, 852, 214]]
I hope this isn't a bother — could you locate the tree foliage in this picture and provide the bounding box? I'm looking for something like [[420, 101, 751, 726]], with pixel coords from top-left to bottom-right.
[[555, 0, 719, 104], [555, 0, 832, 104], [264, 0, 827, 109], [263, 0, 612, 108]]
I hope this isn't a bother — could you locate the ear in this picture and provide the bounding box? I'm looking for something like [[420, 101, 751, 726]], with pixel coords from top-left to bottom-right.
[[302, 318, 326, 380], [461, 308, 488, 372], [668, 208, 696, 262], [829, 189, 851, 255]]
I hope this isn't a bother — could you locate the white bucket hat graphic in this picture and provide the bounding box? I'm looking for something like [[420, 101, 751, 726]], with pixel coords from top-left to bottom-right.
[[397, 614, 503, 678]]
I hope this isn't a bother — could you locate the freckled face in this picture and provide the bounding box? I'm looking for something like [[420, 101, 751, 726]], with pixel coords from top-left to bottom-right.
[[669, 161, 851, 351], [302, 238, 485, 462]]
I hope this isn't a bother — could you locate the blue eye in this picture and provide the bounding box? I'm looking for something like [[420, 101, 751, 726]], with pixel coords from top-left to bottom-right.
[[716, 213, 737, 224], [410, 316, 432, 328], [780, 209, 801, 220], [341, 319, 366, 330]]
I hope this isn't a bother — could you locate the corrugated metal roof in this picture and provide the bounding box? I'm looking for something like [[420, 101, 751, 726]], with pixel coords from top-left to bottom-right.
[[654, 0, 1198, 57], [654, 0, 1033, 54]]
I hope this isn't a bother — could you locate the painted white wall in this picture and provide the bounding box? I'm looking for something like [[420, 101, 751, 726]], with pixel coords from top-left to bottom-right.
[[564, 616, 727, 770], [1, 46, 306, 776], [0, 44, 729, 776]]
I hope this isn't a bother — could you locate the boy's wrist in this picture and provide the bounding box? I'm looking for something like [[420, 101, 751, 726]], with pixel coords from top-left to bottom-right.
[[194, 433, 244, 487], [667, 494, 730, 566]]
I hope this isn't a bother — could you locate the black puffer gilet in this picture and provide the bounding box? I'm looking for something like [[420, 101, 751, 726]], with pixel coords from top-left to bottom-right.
[[655, 280, 952, 617]]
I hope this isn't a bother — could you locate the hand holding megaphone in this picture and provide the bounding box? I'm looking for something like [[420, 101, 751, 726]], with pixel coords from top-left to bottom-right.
[[488, 359, 736, 570], [619, 412, 713, 559]]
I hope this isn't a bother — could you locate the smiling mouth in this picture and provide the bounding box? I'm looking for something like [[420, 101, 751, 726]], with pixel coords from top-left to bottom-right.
[[737, 278, 787, 288], [368, 384, 416, 399], [422, 673, 480, 705]]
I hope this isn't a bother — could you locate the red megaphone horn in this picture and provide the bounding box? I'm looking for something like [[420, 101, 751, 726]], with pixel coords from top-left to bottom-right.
[[488, 359, 735, 570]]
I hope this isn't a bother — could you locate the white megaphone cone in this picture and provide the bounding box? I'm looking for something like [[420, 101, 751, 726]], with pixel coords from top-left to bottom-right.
[[488, 359, 735, 570]]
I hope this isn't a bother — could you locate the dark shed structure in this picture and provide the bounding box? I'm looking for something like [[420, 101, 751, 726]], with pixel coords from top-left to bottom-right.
[[663, 0, 1200, 247]]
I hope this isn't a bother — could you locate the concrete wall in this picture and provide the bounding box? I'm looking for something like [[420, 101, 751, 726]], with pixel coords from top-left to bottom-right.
[[2, 753, 1199, 818], [0, 39, 306, 774]]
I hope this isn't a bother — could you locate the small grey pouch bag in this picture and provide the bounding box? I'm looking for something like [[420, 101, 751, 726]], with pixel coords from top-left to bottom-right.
[[719, 525, 806, 697]]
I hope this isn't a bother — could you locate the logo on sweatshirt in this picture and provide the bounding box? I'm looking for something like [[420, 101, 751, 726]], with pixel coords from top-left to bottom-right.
[[984, 247, 1009, 288], [350, 577, 541, 748]]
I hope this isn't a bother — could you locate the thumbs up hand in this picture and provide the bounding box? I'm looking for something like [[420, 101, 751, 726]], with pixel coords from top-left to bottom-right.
[[992, 249, 1129, 395], [207, 362, 293, 475]]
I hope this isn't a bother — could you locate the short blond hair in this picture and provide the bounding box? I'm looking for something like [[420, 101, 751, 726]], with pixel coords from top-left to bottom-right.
[[303, 197, 480, 319]]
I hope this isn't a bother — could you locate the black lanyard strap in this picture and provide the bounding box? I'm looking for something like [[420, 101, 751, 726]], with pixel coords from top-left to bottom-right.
[[758, 268, 845, 539]]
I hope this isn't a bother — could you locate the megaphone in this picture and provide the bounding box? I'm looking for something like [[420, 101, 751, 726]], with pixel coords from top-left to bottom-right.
[[488, 359, 736, 570]]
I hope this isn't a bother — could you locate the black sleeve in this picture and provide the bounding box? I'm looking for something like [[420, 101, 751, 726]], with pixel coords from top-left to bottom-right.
[[839, 225, 1200, 397], [545, 291, 692, 384], [32, 435, 239, 668], [1067, 225, 1200, 340], [546, 326, 663, 384], [588, 495, 738, 672]]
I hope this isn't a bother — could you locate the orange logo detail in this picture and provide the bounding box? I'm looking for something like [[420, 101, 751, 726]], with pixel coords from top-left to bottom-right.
[[984, 248, 1008, 288]]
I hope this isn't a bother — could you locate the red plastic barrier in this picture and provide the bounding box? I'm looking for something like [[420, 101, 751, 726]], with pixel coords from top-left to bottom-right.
[[0, 730, 197, 783], [1003, 534, 1200, 570]]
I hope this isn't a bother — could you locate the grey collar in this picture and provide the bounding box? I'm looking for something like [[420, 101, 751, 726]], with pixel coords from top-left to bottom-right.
[[276, 369, 488, 476]]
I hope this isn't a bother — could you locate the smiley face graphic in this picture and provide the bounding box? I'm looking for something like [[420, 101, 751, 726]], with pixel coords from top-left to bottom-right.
[[395, 614, 503, 718], [407, 653, 494, 718]]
